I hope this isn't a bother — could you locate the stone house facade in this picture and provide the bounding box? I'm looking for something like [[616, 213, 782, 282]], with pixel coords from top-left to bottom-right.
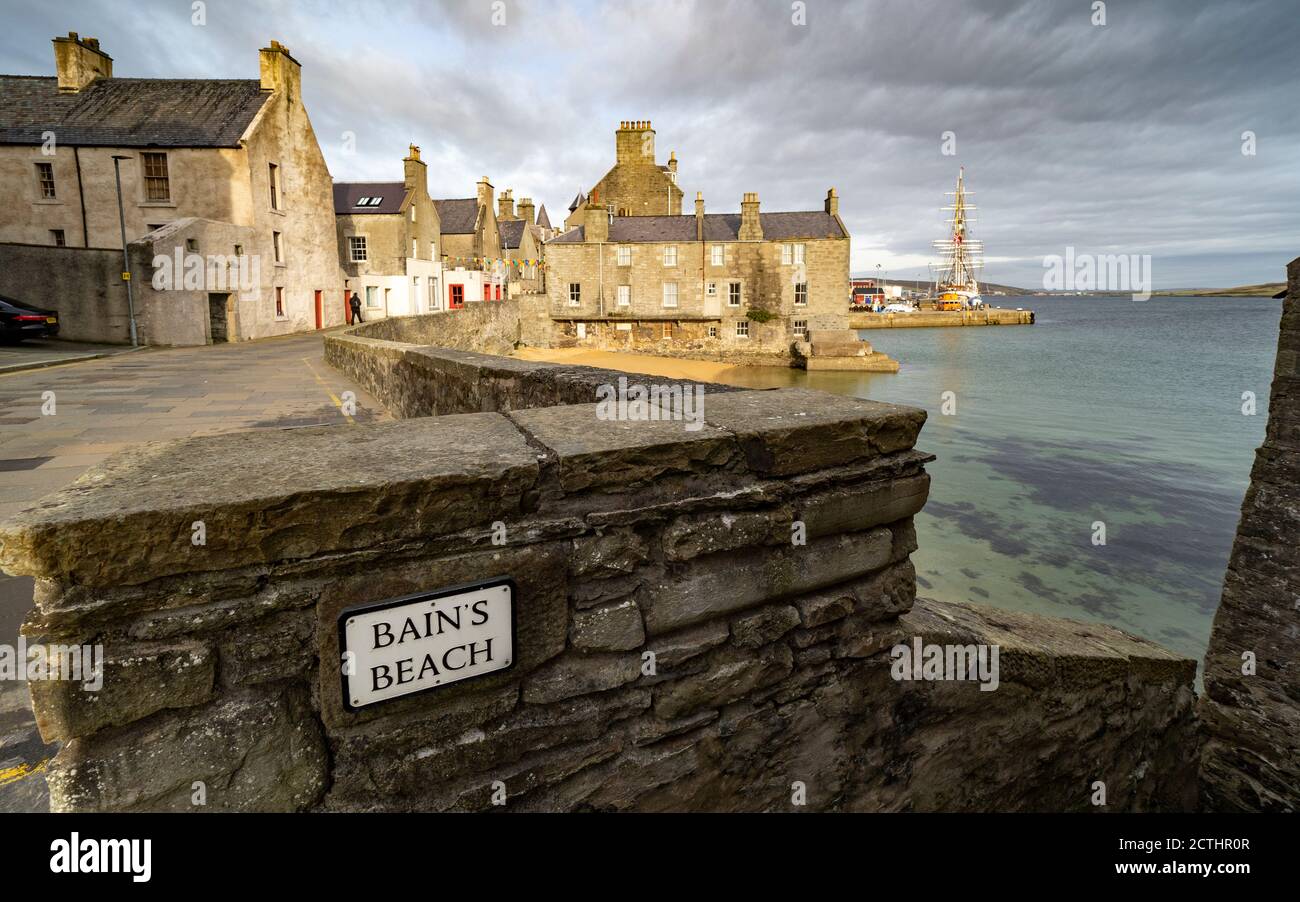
[[435, 178, 507, 305], [563, 120, 682, 228], [334, 145, 443, 321], [496, 189, 544, 297], [544, 188, 850, 356], [0, 32, 345, 343]]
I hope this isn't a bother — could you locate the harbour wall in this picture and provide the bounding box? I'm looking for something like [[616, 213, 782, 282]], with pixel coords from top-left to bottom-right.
[[849, 308, 1035, 329], [1199, 255, 1300, 811]]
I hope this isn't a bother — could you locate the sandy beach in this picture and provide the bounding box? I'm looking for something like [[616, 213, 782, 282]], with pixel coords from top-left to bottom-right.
[[512, 346, 760, 385]]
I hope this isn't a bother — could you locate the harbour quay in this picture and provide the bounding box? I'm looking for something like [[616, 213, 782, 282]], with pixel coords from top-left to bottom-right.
[[849, 307, 1035, 329]]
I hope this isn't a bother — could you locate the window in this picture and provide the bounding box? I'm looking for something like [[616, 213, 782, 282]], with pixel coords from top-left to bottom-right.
[[661, 322, 673, 339], [617, 245, 631, 266], [711, 245, 724, 266], [275, 287, 285, 318], [728, 282, 741, 307], [663, 246, 677, 267], [365, 286, 379, 308], [185, 238, 199, 252], [234, 244, 245, 257], [707, 325, 718, 338], [735, 320, 750, 338], [794, 243, 805, 265], [568, 283, 581, 306], [781, 244, 792, 265], [617, 285, 630, 307], [706, 282, 717, 296], [449, 284, 464, 309], [795, 282, 808, 306], [662, 283, 678, 308], [410, 205, 416, 222], [268, 163, 279, 211], [792, 319, 808, 338], [141, 152, 170, 201], [272, 231, 283, 263], [411, 239, 418, 259], [35, 162, 55, 199], [50, 229, 65, 246], [348, 236, 367, 262], [413, 277, 420, 303]]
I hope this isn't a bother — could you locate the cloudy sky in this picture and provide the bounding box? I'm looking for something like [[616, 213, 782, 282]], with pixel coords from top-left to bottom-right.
[[2, 0, 1295, 288]]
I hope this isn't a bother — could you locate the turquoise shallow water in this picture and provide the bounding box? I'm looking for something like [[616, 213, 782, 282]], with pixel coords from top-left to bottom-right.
[[717, 295, 1282, 665]]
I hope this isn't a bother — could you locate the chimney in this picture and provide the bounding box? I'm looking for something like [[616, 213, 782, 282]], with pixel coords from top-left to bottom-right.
[[517, 197, 535, 224], [616, 119, 655, 164], [402, 144, 427, 195], [477, 176, 494, 214], [825, 187, 839, 217], [668, 151, 678, 175], [739, 192, 763, 240], [695, 191, 705, 241], [584, 201, 609, 244], [52, 32, 112, 93], [259, 40, 302, 99], [498, 189, 516, 222]]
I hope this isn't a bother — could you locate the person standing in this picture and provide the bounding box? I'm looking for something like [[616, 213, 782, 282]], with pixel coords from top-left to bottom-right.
[[349, 292, 363, 324]]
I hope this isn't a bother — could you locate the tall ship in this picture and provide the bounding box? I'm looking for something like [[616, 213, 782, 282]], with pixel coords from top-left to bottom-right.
[[929, 167, 985, 310]]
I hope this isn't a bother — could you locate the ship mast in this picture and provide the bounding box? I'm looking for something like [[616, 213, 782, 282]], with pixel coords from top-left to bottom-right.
[[931, 166, 984, 294]]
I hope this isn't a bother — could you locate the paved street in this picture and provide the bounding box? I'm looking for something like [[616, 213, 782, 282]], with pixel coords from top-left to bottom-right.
[[0, 330, 389, 810], [0, 338, 133, 374]]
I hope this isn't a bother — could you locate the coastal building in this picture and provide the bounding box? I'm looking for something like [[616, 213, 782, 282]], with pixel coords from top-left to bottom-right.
[[545, 186, 851, 354], [496, 189, 544, 296], [0, 32, 345, 343], [563, 120, 682, 228], [334, 145, 442, 320], [435, 178, 507, 305]]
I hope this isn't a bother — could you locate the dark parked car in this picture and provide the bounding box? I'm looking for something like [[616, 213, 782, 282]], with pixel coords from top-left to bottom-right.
[[0, 294, 59, 343]]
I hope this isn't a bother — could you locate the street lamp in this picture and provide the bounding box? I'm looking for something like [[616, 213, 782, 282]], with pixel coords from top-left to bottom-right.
[[111, 155, 139, 347]]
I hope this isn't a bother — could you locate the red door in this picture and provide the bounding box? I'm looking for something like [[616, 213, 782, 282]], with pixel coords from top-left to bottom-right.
[[449, 284, 464, 309], [314, 290, 323, 329], [483, 283, 492, 302]]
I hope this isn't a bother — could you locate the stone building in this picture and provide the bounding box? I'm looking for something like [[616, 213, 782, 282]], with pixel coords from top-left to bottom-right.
[[563, 120, 682, 228], [334, 144, 443, 320], [0, 32, 345, 343], [435, 177, 507, 305], [496, 189, 544, 296], [545, 186, 851, 356]]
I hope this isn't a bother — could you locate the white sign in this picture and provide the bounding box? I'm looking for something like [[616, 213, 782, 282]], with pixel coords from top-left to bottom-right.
[[339, 579, 515, 710]]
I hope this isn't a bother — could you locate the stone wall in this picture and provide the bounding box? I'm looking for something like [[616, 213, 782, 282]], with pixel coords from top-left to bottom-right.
[[0, 242, 136, 343], [1200, 256, 1300, 812]]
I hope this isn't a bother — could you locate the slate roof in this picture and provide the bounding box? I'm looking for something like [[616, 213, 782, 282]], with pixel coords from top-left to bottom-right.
[[568, 191, 586, 212], [333, 182, 406, 215], [0, 75, 270, 147], [498, 219, 528, 250], [548, 211, 846, 244], [536, 204, 552, 230], [434, 198, 481, 234]]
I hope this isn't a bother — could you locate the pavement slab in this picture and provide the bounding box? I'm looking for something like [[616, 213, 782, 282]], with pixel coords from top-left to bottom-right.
[[0, 330, 389, 812]]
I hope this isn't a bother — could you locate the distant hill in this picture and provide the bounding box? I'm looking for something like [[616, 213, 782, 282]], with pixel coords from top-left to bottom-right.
[[1150, 283, 1286, 298]]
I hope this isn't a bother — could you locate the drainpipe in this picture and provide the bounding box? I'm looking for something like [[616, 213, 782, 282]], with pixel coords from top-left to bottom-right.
[[73, 146, 89, 247], [111, 155, 139, 347]]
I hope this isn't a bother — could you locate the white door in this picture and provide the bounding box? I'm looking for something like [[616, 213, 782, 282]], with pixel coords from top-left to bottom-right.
[[704, 287, 721, 317]]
